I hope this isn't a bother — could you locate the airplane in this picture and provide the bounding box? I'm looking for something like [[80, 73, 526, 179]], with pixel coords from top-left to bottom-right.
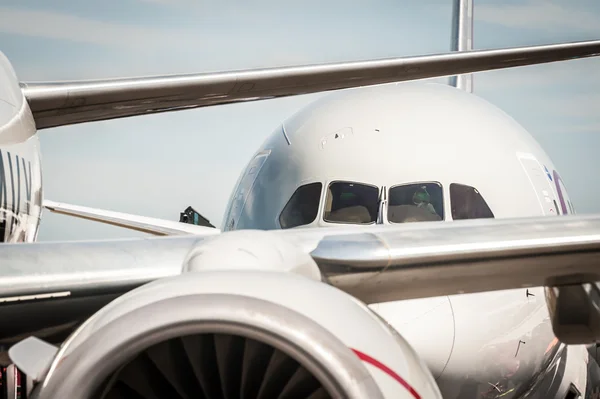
[[2, 0, 600, 398]]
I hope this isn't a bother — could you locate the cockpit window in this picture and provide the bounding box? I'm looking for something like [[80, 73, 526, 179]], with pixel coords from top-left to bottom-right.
[[388, 182, 443, 223], [279, 183, 322, 229], [450, 183, 494, 220], [324, 181, 378, 224]]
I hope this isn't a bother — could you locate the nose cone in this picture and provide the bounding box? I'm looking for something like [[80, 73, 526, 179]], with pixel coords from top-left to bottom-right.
[[370, 296, 455, 379]]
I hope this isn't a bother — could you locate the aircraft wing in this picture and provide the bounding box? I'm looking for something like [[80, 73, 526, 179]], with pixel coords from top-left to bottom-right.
[[22, 40, 600, 129], [0, 235, 204, 348], [43, 199, 220, 236], [2, 213, 600, 347]]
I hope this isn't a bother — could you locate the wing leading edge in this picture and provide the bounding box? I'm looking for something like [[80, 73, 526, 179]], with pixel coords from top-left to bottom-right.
[[305, 215, 600, 303], [2, 214, 600, 347], [23, 40, 600, 129]]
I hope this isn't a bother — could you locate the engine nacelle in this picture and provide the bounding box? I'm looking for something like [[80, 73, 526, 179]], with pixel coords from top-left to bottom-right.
[[17, 270, 441, 399]]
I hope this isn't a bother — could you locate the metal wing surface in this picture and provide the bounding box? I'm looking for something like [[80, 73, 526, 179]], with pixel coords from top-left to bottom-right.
[[2, 214, 600, 347], [298, 214, 600, 303], [43, 200, 220, 236], [0, 235, 204, 347], [22, 40, 600, 129]]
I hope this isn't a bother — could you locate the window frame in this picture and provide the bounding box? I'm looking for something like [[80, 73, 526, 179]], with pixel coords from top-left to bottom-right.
[[278, 181, 323, 229], [322, 180, 380, 225], [387, 181, 445, 224]]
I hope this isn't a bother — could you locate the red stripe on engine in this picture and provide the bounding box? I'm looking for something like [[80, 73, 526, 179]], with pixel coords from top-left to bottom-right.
[[352, 348, 421, 399]]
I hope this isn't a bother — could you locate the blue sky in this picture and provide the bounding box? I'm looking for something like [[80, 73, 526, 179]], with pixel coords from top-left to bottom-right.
[[0, 0, 599, 241]]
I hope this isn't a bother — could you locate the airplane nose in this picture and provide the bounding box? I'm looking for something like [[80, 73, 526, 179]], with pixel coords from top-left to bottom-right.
[[370, 296, 455, 379]]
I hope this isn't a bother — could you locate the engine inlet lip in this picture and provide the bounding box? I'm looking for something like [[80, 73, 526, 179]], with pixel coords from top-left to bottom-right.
[[36, 293, 384, 399]]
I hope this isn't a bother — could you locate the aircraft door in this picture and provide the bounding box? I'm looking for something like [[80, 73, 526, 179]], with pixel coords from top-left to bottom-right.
[[517, 153, 558, 216]]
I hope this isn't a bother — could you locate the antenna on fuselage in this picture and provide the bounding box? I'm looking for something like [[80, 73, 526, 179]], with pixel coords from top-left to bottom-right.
[[449, 0, 474, 93]]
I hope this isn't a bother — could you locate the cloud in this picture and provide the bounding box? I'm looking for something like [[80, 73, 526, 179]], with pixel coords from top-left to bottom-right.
[[546, 123, 600, 134], [0, 7, 203, 50], [471, 57, 600, 129], [474, 85, 600, 135], [134, 0, 189, 3], [477, 0, 600, 34], [549, 93, 600, 118]]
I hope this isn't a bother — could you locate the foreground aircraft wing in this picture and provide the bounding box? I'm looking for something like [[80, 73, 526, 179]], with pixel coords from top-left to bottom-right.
[[0, 235, 204, 347], [43, 199, 220, 236], [22, 40, 600, 129], [2, 214, 600, 347]]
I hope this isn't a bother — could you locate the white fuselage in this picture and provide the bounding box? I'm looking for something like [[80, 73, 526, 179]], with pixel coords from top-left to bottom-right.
[[221, 82, 590, 398]]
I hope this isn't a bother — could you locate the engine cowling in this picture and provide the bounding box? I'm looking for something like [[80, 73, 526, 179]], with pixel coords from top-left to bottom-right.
[[20, 270, 441, 399]]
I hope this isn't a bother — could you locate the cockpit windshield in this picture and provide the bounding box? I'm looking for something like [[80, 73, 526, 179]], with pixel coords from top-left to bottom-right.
[[388, 182, 443, 223], [324, 181, 379, 224], [450, 183, 494, 220], [279, 182, 323, 229]]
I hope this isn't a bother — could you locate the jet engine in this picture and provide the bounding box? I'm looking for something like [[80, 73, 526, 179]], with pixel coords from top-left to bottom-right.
[[11, 270, 441, 399]]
